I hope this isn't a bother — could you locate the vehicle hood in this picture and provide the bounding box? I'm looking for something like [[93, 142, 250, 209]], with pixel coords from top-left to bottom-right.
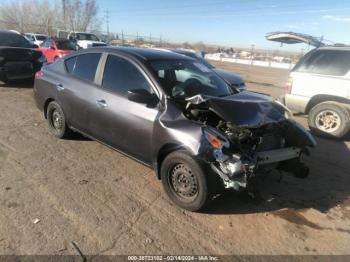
[[0, 47, 42, 61], [213, 68, 244, 85], [206, 91, 286, 127]]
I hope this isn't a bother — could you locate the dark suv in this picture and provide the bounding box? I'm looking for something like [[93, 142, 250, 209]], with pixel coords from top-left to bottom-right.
[[34, 47, 315, 211]]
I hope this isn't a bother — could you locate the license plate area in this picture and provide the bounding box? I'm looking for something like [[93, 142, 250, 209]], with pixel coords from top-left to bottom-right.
[[257, 147, 301, 165]]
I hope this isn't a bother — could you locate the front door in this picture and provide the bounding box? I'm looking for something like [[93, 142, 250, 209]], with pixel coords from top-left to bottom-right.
[[88, 54, 159, 164]]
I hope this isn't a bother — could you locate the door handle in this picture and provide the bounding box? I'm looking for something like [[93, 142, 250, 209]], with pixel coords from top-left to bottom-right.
[[96, 99, 107, 108], [56, 83, 64, 91]]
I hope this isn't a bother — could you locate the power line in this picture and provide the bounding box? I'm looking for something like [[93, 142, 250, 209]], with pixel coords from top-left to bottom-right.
[[108, 0, 246, 13], [106, 1, 348, 16], [108, 6, 350, 19]]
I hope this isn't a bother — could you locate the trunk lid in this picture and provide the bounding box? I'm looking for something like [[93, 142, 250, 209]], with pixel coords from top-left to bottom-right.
[[266, 32, 325, 48]]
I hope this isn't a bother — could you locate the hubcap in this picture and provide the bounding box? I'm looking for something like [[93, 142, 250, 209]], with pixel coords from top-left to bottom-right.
[[51, 109, 63, 131], [315, 110, 341, 133], [169, 164, 198, 201]]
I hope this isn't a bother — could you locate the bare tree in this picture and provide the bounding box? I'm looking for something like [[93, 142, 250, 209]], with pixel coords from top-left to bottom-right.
[[0, 0, 100, 35], [63, 0, 100, 32]]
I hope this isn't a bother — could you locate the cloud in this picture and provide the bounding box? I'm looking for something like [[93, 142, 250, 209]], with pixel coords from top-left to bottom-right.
[[323, 15, 350, 22]]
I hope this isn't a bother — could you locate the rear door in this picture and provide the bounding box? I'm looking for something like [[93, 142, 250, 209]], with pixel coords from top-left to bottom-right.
[[58, 53, 102, 133], [88, 54, 159, 164], [291, 49, 350, 99]]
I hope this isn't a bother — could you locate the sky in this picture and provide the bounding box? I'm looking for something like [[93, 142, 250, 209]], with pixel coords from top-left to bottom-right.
[[93, 0, 349, 51]]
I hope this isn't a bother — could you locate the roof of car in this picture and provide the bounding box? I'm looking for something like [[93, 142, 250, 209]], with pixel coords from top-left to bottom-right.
[[0, 30, 20, 35], [84, 46, 194, 61]]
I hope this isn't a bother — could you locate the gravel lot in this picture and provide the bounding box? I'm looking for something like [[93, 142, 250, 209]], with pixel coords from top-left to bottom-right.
[[1, 62, 350, 256]]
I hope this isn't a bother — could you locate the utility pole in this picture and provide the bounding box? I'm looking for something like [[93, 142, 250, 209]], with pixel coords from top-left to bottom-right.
[[159, 34, 162, 47], [105, 9, 110, 41], [250, 44, 255, 65]]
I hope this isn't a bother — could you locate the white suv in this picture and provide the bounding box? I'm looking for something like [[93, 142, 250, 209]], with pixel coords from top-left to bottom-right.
[[284, 46, 350, 138]]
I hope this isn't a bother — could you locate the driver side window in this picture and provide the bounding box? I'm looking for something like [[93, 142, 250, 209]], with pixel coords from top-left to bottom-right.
[[102, 55, 152, 97], [43, 40, 51, 48]]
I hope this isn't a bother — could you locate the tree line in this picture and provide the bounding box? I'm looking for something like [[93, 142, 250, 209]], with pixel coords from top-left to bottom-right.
[[0, 0, 100, 35]]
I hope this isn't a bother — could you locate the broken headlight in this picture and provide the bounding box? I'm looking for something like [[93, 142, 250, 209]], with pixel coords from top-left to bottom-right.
[[203, 128, 229, 150]]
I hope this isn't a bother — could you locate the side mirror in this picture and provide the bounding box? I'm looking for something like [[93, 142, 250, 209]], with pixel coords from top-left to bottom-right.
[[32, 44, 39, 48], [50, 45, 56, 50], [128, 89, 158, 106]]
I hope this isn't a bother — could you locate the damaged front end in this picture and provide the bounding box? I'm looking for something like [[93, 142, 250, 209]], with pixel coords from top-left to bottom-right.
[[185, 92, 316, 191]]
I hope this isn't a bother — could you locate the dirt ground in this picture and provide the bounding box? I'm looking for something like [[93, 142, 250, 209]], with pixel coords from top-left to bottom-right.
[[1, 62, 350, 256]]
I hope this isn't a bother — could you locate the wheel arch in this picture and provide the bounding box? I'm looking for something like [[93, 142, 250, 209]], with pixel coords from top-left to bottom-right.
[[43, 98, 55, 118], [305, 94, 350, 114], [154, 143, 192, 180]]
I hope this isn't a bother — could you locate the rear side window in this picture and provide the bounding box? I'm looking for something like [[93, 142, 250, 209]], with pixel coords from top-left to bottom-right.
[[295, 50, 350, 76], [102, 55, 151, 96], [65, 53, 101, 82]]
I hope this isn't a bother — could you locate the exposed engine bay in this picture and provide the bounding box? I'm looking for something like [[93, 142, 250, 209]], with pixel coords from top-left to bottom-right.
[[179, 92, 316, 191]]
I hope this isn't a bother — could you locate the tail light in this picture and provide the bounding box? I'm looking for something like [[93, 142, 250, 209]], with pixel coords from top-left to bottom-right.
[[35, 70, 44, 79], [285, 77, 293, 94]]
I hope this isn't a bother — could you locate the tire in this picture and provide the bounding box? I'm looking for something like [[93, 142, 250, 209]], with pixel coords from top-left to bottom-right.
[[46, 101, 72, 139], [0, 74, 8, 85], [308, 101, 350, 139], [160, 150, 217, 211]]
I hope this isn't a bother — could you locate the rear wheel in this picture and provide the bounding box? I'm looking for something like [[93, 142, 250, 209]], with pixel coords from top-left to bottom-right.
[[308, 102, 350, 139], [46, 101, 72, 138], [160, 150, 216, 211]]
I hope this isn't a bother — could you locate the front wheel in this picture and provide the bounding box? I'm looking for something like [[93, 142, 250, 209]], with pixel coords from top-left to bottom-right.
[[308, 101, 350, 139], [160, 150, 216, 211]]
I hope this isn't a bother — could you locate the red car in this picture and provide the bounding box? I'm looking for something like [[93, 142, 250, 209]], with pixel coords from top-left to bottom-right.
[[39, 38, 79, 62]]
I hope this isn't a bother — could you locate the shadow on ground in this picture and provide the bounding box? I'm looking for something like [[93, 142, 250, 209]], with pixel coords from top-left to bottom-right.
[[204, 135, 350, 216], [0, 79, 34, 88]]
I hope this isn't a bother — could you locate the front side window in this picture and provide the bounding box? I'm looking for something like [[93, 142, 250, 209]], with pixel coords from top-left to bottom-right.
[[150, 60, 233, 98], [102, 55, 151, 96], [295, 50, 350, 76], [64, 53, 101, 82], [43, 40, 52, 48]]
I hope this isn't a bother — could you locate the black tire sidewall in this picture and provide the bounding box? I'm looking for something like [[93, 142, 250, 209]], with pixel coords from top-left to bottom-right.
[[308, 102, 350, 139], [160, 150, 214, 211], [46, 101, 68, 138]]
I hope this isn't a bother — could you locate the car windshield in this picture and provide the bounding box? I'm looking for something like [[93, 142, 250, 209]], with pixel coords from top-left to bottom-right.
[[0, 32, 33, 48], [197, 57, 214, 69], [76, 33, 99, 41], [150, 60, 234, 98], [36, 35, 47, 41], [56, 40, 79, 51]]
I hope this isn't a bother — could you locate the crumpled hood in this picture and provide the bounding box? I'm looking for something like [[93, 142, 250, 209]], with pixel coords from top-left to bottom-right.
[[207, 91, 286, 127]]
